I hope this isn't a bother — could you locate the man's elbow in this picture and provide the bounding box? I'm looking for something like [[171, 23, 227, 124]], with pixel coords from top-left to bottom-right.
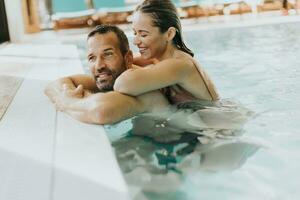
[[88, 106, 115, 125]]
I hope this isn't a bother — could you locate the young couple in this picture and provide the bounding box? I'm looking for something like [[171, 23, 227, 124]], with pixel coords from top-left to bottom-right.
[[45, 0, 219, 125]]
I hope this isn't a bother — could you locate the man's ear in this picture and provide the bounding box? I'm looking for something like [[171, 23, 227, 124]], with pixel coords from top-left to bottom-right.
[[125, 50, 133, 69], [166, 27, 176, 42]]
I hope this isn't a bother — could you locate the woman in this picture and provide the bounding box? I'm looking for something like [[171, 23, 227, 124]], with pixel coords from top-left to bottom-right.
[[114, 0, 219, 104]]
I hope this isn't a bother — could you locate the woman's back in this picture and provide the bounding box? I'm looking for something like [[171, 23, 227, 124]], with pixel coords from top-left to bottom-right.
[[162, 50, 219, 103]]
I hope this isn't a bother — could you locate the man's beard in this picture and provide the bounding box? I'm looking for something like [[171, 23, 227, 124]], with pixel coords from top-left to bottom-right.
[[94, 68, 121, 92], [96, 79, 115, 92]]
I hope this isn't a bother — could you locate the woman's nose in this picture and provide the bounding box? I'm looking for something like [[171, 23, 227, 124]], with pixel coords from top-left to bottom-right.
[[133, 35, 141, 46]]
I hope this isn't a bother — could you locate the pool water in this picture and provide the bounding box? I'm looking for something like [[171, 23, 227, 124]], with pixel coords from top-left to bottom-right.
[[105, 22, 300, 200]]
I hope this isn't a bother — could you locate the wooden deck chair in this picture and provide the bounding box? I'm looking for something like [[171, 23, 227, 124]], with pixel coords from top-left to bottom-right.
[[285, 0, 300, 10], [291, 0, 300, 14], [239, 1, 253, 14], [172, 0, 189, 18], [257, 0, 282, 12], [92, 0, 135, 24], [172, 0, 207, 18], [212, 0, 251, 15], [51, 0, 95, 29], [191, 0, 226, 17], [280, 0, 300, 14]]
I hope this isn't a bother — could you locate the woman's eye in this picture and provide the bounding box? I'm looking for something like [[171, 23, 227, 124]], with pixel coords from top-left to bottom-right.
[[88, 56, 95, 62], [141, 34, 147, 38]]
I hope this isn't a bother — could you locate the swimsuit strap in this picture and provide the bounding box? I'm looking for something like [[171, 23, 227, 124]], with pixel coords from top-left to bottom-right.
[[191, 60, 219, 101]]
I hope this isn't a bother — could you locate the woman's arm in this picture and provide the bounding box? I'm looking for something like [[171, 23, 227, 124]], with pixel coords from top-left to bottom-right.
[[133, 55, 159, 67], [114, 58, 194, 96]]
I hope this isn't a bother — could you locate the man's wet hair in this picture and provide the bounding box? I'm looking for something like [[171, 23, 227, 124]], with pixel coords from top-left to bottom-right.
[[87, 25, 129, 56]]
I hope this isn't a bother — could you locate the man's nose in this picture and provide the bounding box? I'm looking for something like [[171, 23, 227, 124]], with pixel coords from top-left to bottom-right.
[[95, 58, 106, 71]]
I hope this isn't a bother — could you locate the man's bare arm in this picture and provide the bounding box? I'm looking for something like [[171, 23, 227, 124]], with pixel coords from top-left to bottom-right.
[[52, 90, 169, 125], [44, 75, 98, 103]]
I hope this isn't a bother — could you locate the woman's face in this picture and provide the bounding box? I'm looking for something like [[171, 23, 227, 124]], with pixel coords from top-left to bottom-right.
[[132, 12, 168, 60]]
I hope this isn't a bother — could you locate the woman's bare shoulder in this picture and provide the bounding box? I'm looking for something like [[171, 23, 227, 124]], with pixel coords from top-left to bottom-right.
[[159, 56, 194, 68]]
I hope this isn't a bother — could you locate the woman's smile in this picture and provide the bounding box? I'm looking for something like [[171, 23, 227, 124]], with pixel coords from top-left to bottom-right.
[[138, 47, 148, 54]]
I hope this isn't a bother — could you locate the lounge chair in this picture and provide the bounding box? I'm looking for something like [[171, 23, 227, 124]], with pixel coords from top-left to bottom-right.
[[198, 1, 223, 16], [280, 0, 300, 15], [284, 0, 300, 10], [212, 0, 252, 15], [51, 0, 95, 29], [172, 0, 208, 18], [92, 0, 135, 24], [257, 0, 282, 12]]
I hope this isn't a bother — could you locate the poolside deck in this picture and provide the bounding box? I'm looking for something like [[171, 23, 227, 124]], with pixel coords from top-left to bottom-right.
[[0, 44, 130, 200]]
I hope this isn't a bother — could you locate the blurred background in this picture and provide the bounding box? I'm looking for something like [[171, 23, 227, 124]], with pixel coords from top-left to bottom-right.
[[1, 0, 300, 44], [1, 1, 300, 200]]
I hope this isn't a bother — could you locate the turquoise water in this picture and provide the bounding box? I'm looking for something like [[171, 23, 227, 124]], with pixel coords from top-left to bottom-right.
[[105, 22, 300, 200]]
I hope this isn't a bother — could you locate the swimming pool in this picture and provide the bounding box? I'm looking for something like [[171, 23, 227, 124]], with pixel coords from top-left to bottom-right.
[[104, 21, 300, 200]]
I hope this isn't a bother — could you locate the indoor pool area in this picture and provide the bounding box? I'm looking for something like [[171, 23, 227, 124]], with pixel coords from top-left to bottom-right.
[[102, 21, 300, 200], [1, 0, 300, 199]]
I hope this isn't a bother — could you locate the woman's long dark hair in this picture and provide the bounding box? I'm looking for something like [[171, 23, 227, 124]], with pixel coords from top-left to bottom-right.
[[136, 0, 194, 57]]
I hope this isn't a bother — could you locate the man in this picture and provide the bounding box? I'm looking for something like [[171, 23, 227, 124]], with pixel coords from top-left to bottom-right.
[[45, 25, 169, 124]]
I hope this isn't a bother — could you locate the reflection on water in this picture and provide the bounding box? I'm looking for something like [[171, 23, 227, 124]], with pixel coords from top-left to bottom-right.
[[131, 99, 253, 143], [105, 99, 261, 200]]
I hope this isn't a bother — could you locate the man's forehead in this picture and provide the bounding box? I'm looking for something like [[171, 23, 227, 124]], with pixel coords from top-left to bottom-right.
[[88, 32, 120, 50]]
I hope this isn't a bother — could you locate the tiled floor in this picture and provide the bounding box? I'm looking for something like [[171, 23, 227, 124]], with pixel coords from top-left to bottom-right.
[[0, 75, 23, 120]]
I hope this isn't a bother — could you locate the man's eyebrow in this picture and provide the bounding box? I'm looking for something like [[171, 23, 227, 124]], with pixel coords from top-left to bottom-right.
[[103, 48, 114, 52], [87, 53, 93, 58]]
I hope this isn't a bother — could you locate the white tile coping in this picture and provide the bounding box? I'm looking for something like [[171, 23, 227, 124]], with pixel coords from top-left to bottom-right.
[[0, 44, 130, 200], [0, 44, 79, 59]]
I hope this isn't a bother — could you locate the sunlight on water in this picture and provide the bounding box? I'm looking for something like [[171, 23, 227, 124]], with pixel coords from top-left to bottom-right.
[[104, 22, 300, 200]]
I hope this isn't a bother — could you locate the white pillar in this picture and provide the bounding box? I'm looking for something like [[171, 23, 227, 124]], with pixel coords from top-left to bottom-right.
[[4, 0, 25, 43]]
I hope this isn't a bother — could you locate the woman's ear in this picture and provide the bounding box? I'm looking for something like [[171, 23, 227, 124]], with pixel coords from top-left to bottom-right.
[[166, 27, 176, 42], [125, 50, 133, 69]]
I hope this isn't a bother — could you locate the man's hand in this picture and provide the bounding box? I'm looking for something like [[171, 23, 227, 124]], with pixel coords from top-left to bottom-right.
[[54, 84, 93, 111], [62, 84, 84, 98]]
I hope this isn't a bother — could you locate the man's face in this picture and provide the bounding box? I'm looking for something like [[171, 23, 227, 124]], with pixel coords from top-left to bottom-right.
[[87, 32, 127, 92]]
